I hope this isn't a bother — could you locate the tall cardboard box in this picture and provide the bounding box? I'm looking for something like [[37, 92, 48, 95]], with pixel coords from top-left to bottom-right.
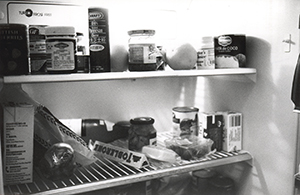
[[1, 102, 34, 185], [218, 111, 242, 152]]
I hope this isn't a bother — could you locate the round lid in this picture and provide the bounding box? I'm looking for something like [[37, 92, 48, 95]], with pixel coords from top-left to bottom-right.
[[130, 117, 155, 125], [128, 29, 155, 36], [45, 26, 75, 36], [172, 106, 199, 113], [209, 176, 234, 189], [192, 169, 216, 179]]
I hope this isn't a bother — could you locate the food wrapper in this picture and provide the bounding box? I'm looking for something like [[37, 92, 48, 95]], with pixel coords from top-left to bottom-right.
[[164, 136, 214, 160], [0, 84, 96, 167], [34, 106, 96, 166], [89, 140, 149, 168]]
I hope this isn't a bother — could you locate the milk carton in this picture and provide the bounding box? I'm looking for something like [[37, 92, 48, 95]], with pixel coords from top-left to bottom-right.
[[1, 102, 34, 185]]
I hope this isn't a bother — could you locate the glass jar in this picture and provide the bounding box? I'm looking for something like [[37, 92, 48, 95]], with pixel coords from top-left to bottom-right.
[[128, 29, 157, 71], [197, 36, 215, 69], [128, 117, 157, 151], [45, 26, 77, 73]]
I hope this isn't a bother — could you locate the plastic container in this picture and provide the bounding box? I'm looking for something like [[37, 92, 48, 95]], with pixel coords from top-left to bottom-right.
[[197, 36, 215, 69], [45, 26, 77, 73], [128, 29, 157, 71], [128, 117, 157, 151], [208, 175, 235, 195], [192, 169, 216, 194]]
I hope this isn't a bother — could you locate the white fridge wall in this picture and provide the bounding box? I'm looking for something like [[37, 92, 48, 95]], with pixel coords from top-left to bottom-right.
[[5, 0, 300, 194]]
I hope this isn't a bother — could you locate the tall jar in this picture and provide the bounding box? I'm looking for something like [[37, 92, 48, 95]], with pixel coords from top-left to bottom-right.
[[128, 29, 157, 71], [45, 26, 77, 73], [128, 117, 157, 151]]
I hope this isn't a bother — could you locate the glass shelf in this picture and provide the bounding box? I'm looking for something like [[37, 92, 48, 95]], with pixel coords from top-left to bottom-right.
[[2, 68, 256, 84]]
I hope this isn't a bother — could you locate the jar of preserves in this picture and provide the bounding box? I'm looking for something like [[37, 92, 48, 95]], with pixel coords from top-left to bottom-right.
[[45, 26, 77, 73], [128, 117, 157, 151], [128, 29, 157, 71]]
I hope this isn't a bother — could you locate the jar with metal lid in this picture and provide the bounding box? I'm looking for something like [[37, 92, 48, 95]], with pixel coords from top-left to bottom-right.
[[45, 26, 77, 73], [128, 29, 157, 71], [128, 117, 157, 151]]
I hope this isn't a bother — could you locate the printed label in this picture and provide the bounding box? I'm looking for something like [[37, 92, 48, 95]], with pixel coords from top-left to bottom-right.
[[46, 41, 75, 70], [129, 44, 156, 64], [197, 48, 215, 69]]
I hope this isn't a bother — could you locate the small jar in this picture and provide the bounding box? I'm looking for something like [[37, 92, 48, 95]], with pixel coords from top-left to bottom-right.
[[197, 36, 215, 69], [128, 29, 157, 71], [45, 26, 77, 73], [128, 117, 157, 151]]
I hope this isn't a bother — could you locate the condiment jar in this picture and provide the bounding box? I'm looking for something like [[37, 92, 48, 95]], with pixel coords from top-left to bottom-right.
[[128, 117, 157, 151], [45, 26, 77, 73], [197, 36, 215, 69], [128, 29, 157, 71]]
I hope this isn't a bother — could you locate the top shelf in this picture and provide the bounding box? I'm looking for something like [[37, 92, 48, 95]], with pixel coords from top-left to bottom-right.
[[2, 68, 256, 84]]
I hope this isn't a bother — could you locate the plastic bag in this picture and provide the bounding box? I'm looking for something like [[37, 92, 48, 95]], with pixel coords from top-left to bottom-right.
[[0, 84, 96, 167]]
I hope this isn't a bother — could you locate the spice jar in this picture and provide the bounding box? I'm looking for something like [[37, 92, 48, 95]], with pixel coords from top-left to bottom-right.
[[128, 29, 157, 71], [45, 26, 77, 73], [128, 117, 157, 151]]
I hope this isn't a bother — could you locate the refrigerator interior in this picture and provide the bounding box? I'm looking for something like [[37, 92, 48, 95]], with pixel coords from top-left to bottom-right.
[[1, 0, 300, 194]]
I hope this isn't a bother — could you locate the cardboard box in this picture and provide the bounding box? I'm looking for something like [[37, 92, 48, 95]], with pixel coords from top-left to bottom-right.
[[1, 102, 34, 185], [218, 111, 242, 152], [200, 112, 223, 151], [214, 34, 246, 68]]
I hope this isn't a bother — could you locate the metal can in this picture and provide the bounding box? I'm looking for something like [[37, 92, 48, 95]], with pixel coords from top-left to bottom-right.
[[172, 106, 199, 137], [128, 117, 157, 152]]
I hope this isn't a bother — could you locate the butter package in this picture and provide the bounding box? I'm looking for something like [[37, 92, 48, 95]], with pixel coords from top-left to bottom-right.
[[1, 102, 34, 185], [217, 111, 242, 152], [89, 140, 149, 168], [214, 34, 246, 68]]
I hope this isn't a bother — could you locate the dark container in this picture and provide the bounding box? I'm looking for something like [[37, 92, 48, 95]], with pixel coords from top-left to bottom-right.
[[88, 7, 111, 73], [0, 24, 30, 75]]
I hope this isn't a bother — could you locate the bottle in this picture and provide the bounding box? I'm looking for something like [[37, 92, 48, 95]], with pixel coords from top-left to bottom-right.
[[128, 117, 157, 151], [128, 29, 157, 71], [45, 26, 77, 73], [197, 36, 215, 69]]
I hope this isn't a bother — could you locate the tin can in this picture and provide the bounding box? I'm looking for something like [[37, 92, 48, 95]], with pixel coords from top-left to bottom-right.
[[172, 106, 199, 137]]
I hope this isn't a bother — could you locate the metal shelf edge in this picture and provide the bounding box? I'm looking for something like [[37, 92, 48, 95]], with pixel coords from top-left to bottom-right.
[[26, 151, 252, 195]]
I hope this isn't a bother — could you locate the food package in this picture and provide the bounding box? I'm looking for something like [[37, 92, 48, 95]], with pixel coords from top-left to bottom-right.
[[39, 143, 76, 180], [141, 145, 181, 163], [217, 111, 242, 152], [1, 102, 34, 185], [89, 140, 149, 168], [200, 112, 223, 151], [0, 84, 96, 169], [214, 34, 246, 68], [164, 136, 214, 161]]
